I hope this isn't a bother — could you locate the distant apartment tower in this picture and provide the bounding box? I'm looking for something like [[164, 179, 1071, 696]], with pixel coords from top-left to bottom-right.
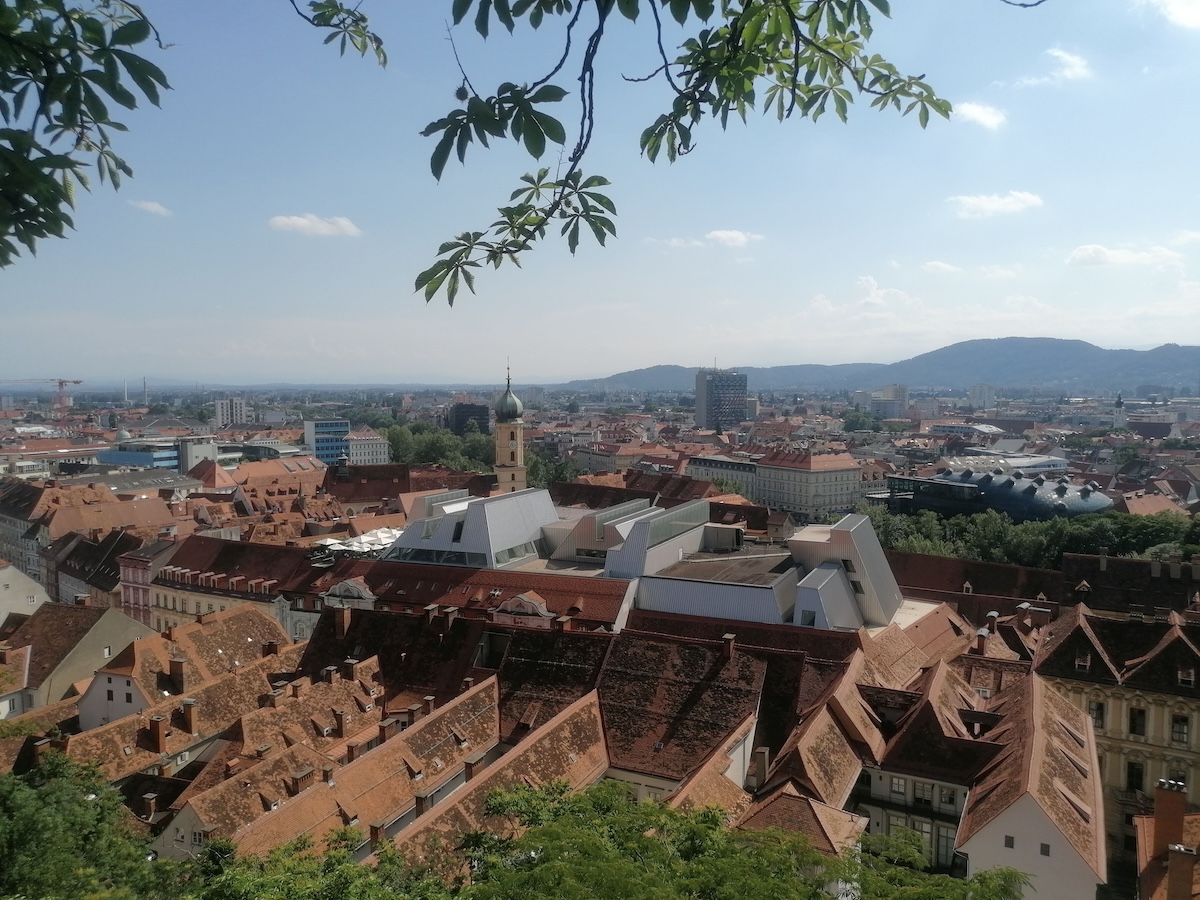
[[969, 383, 995, 410], [448, 402, 491, 436], [694, 368, 748, 431], [214, 397, 248, 428], [303, 419, 350, 464]]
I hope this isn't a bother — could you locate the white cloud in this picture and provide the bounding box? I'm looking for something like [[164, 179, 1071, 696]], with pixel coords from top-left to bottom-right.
[[1066, 243, 1183, 266], [267, 213, 362, 237], [1171, 230, 1200, 245], [947, 190, 1043, 218], [706, 229, 763, 248], [1138, 0, 1200, 28], [922, 260, 961, 274], [1018, 48, 1092, 86], [129, 200, 172, 217], [956, 102, 1007, 129], [980, 264, 1022, 278], [644, 236, 704, 248]]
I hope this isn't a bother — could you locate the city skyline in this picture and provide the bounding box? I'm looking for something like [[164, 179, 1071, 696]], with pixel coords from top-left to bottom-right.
[[5, 1, 1200, 382]]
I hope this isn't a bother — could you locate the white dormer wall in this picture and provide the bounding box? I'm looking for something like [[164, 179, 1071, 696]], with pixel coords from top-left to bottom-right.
[[79, 669, 153, 730], [386, 489, 558, 569], [794, 562, 864, 630], [788, 514, 903, 628]]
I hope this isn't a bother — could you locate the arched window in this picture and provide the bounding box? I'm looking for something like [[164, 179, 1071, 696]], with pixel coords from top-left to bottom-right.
[[510, 451, 516, 462], [510, 429, 516, 442]]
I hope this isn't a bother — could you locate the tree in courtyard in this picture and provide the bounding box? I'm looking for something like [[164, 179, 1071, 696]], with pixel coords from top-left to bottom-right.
[[0, 752, 181, 899]]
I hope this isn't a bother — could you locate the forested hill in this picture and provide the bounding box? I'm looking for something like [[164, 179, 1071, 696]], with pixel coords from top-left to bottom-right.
[[563, 339, 1200, 393]]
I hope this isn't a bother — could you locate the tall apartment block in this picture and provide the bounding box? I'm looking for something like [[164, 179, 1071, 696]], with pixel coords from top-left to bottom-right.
[[694, 368, 748, 431]]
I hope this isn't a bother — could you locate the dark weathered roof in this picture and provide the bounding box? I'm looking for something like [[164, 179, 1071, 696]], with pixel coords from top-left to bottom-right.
[[4, 603, 108, 689]]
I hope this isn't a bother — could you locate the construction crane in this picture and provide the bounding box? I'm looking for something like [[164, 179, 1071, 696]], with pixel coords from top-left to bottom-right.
[[0, 378, 84, 428]]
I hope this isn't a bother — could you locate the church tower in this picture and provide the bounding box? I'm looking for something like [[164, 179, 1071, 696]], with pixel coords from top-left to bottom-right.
[[494, 369, 527, 493], [1114, 392, 1126, 430]]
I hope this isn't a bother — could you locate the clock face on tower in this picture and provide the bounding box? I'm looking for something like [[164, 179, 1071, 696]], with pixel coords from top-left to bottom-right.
[[508, 440, 517, 449]]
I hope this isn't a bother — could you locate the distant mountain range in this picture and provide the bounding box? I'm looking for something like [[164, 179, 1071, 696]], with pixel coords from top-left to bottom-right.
[[560, 339, 1200, 394]]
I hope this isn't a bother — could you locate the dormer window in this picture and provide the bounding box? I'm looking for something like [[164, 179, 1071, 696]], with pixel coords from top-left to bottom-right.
[[1075, 652, 1091, 672], [1180, 668, 1196, 688]]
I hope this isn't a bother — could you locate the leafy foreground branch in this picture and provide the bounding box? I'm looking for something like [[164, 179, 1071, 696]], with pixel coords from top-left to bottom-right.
[[0, 1, 384, 268], [416, 0, 952, 305], [0, 764, 1028, 899]]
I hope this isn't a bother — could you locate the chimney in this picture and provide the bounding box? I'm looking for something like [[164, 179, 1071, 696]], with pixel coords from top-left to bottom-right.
[[974, 628, 988, 655], [334, 607, 351, 640], [369, 820, 387, 846], [423, 695, 436, 716], [322, 665, 338, 683], [1170, 552, 1183, 580], [345, 741, 361, 763], [415, 790, 432, 816], [1029, 607, 1051, 628], [1155, 779, 1189, 859], [322, 764, 336, 785], [424, 603, 439, 625], [149, 715, 169, 753], [986, 611, 999, 634], [748, 746, 770, 790], [341, 658, 361, 681], [224, 758, 242, 779], [181, 697, 198, 734], [169, 657, 187, 693], [461, 676, 475, 694], [290, 766, 315, 795], [442, 606, 458, 631], [262, 640, 279, 657], [255, 743, 271, 759], [0, 645, 9, 665], [333, 709, 351, 737], [379, 718, 399, 743], [141, 792, 158, 820], [722, 633, 736, 661], [32, 738, 51, 765], [1168, 845, 1198, 900], [464, 750, 487, 782], [1152, 557, 1163, 578], [291, 680, 307, 699], [267, 689, 285, 708], [1098, 547, 1108, 572], [407, 702, 423, 725]]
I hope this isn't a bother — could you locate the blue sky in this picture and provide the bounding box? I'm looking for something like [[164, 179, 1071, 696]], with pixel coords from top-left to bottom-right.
[[5, 0, 1200, 385]]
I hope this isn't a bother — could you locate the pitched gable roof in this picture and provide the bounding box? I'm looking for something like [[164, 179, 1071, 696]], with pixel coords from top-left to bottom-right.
[[957, 676, 1105, 880]]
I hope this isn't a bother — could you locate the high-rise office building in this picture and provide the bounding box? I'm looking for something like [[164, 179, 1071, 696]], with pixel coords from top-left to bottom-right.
[[694, 368, 748, 431], [303, 419, 350, 464]]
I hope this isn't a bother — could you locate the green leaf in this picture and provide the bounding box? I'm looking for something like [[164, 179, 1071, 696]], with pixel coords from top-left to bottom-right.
[[494, 0, 515, 32], [522, 119, 546, 158], [668, 0, 690, 25], [109, 18, 151, 46], [531, 111, 565, 145], [431, 128, 456, 179], [452, 0, 474, 24], [617, 0, 639, 21], [864, 0, 890, 15], [528, 84, 568, 104], [475, 0, 493, 37]]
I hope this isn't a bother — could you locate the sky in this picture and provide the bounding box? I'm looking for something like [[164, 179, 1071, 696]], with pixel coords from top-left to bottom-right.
[[4, 0, 1200, 386]]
